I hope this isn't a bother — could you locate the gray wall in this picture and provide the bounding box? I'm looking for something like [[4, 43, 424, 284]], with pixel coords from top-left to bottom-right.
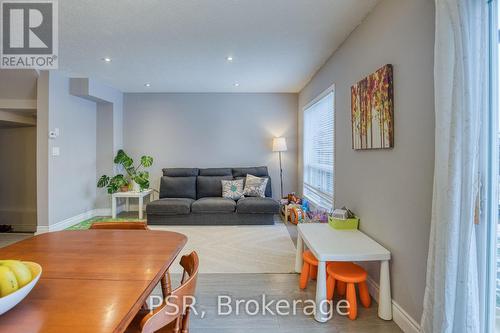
[[298, 0, 435, 321], [0, 127, 37, 232], [91, 82, 124, 210], [47, 71, 97, 225], [37, 72, 49, 228], [37, 73, 124, 227], [96, 102, 114, 209], [124, 93, 298, 199]]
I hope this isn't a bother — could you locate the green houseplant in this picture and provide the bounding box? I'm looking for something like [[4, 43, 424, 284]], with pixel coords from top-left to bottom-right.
[[97, 150, 154, 193]]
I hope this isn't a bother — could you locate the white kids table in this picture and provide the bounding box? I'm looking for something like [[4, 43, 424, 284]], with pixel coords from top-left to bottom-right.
[[295, 223, 392, 322]]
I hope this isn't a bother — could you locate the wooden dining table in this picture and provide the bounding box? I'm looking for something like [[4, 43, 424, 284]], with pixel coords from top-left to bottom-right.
[[0, 230, 187, 333]]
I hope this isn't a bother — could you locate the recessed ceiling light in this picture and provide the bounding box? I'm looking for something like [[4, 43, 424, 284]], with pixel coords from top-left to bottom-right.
[[226, 56, 234, 62], [144, 83, 151, 87], [102, 57, 112, 62], [234, 82, 240, 87]]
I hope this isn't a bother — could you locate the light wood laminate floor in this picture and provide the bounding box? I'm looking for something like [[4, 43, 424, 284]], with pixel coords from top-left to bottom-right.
[[156, 273, 402, 333], [0, 225, 402, 332]]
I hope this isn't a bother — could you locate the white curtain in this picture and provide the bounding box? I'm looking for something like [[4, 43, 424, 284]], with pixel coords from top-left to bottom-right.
[[420, 0, 488, 332]]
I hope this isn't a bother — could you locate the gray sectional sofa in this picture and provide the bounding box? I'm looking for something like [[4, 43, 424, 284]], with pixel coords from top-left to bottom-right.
[[146, 166, 280, 225]]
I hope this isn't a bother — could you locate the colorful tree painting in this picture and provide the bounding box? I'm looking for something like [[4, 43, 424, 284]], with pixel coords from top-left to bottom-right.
[[351, 64, 394, 150]]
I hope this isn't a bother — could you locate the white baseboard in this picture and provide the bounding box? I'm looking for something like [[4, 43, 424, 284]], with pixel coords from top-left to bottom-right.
[[36, 209, 97, 234], [35, 205, 128, 234], [34, 226, 49, 235], [366, 276, 421, 333]]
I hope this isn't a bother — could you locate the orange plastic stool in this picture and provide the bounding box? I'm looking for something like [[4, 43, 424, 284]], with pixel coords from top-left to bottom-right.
[[326, 262, 371, 320], [299, 250, 319, 289]]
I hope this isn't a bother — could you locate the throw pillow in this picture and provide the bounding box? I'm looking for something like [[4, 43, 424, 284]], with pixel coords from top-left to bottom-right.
[[243, 174, 268, 198], [221, 179, 245, 200]]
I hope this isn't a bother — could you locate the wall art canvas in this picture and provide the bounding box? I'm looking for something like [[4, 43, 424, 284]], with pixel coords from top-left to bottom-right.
[[351, 64, 394, 150]]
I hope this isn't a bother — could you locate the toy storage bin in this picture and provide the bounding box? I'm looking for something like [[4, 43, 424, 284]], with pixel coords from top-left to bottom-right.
[[328, 216, 359, 230]]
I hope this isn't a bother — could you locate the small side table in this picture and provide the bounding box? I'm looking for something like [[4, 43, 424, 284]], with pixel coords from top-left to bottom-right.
[[111, 189, 153, 219]]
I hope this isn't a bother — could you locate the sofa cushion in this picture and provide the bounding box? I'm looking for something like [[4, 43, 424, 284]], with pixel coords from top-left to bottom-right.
[[197, 176, 233, 198], [162, 168, 199, 177], [236, 197, 280, 214], [160, 176, 197, 199], [232, 166, 269, 178], [242, 174, 268, 198], [147, 198, 194, 215], [192, 197, 236, 213], [235, 176, 272, 198], [222, 179, 245, 200], [199, 168, 232, 176]]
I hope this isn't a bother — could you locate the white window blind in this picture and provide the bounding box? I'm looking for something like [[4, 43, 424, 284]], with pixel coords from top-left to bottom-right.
[[303, 90, 334, 210]]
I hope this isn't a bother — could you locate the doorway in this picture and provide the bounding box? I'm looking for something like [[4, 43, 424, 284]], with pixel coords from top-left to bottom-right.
[[0, 70, 38, 234]]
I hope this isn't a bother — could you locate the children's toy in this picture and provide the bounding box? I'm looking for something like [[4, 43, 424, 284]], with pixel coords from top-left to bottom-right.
[[287, 192, 301, 204], [307, 209, 329, 223], [301, 199, 309, 213], [289, 206, 305, 224], [332, 208, 349, 220]]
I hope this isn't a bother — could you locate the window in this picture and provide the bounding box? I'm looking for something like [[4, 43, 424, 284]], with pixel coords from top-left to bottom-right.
[[303, 88, 334, 210]]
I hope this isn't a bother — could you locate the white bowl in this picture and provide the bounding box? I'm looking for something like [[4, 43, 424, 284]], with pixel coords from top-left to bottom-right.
[[0, 262, 42, 315]]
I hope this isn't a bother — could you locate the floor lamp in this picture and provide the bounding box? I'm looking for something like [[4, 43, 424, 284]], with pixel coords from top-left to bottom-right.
[[272, 137, 287, 199]]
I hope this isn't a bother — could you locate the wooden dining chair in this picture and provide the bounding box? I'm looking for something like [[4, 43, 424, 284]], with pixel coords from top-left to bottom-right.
[[89, 221, 149, 230], [89, 221, 173, 296], [125, 251, 199, 333]]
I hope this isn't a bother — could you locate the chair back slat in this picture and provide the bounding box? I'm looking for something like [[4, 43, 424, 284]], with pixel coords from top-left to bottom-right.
[[140, 252, 199, 333], [89, 222, 148, 230]]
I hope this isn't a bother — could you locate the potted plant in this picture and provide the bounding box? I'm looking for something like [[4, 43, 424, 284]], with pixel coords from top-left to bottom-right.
[[97, 150, 154, 193], [97, 174, 129, 194]]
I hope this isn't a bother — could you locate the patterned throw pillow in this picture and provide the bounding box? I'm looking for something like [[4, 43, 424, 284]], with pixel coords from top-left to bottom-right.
[[242, 174, 268, 198], [221, 179, 245, 200]]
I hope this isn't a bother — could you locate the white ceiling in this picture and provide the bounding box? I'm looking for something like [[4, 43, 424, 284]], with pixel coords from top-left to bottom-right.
[[59, 0, 379, 93]]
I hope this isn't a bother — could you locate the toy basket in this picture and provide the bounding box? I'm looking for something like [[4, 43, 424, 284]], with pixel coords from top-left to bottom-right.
[[328, 216, 359, 230]]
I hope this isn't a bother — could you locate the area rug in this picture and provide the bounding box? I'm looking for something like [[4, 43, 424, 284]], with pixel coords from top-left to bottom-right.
[[67, 218, 297, 274], [149, 224, 296, 274]]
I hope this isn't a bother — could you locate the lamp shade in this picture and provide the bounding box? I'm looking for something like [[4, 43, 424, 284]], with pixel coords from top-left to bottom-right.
[[272, 137, 287, 152]]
